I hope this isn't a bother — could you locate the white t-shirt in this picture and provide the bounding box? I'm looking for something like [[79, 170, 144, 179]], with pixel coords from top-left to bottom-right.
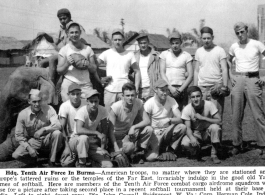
[[139, 54, 151, 88], [159, 49, 193, 85], [58, 100, 85, 137], [229, 39, 265, 72], [144, 96, 179, 129], [73, 105, 108, 136], [195, 46, 227, 86], [99, 48, 136, 92], [181, 101, 218, 131], [59, 43, 94, 85], [111, 99, 143, 136]]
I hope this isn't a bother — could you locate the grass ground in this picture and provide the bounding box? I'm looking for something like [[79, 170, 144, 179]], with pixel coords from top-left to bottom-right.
[[0, 67, 264, 168]]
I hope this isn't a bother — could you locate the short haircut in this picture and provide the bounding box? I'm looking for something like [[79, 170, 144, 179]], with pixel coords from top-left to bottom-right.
[[122, 83, 136, 93], [170, 38, 182, 44], [67, 23, 81, 32], [112, 32, 124, 38], [137, 36, 149, 42], [200, 26, 213, 36], [187, 86, 202, 96]]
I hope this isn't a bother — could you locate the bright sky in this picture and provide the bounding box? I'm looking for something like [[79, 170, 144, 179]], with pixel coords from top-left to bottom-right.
[[0, 0, 264, 46]]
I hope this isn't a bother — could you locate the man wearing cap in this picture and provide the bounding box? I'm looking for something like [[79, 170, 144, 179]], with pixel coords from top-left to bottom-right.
[[66, 89, 112, 167], [194, 27, 228, 118], [228, 22, 265, 157], [134, 33, 161, 102], [98, 29, 141, 113], [12, 89, 63, 166], [58, 83, 85, 166], [57, 22, 101, 103], [181, 86, 222, 164], [108, 83, 152, 163], [144, 79, 186, 161], [160, 32, 193, 111]]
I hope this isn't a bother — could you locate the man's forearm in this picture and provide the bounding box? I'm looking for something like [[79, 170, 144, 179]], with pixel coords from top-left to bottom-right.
[[200, 117, 221, 125], [170, 117, 183, 125], [134, 71, 141, 92]]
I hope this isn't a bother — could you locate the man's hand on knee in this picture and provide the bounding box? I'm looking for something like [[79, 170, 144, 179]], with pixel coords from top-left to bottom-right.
[[27, 145, 38, 158], [34, 128, 47, 139]]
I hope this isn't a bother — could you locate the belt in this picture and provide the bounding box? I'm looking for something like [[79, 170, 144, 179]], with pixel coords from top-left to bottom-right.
[[233, 71, 259, 77]]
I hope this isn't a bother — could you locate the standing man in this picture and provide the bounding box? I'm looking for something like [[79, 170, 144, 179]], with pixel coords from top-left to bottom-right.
[[12, 89, 63, 166], [228, 22, 265, 157], [160, 32, 193, 110], [181, 86, 222, 164], [67, 89, 113, 167], [144, 79, 187, 162], [57, 22, 100, 102], [108, 83, 152, 164], [135, 33, 161, 101], [58, 83, 85, 167], [194, 27, 229, 118], [98, 29, 141, 112]]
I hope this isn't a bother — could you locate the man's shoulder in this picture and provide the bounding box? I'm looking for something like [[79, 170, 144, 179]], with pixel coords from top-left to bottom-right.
[[18, 106, 31, 116], [182, 103, 193, 114], [145, 96, 155, 105], [204, 100, 216, 108], [98, 105, 107, 113], [111, 100, 123, 109], [60, 100, 71, 107], [160, 49, 170, 55]]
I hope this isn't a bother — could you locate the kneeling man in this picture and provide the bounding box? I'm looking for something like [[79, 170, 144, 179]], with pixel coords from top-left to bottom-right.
[[108, 83, 152, 162], [181, 86, 222, 164], [144, 79, 187, 162], [69, 89, 112, 167], [12, 89, 63, 166]]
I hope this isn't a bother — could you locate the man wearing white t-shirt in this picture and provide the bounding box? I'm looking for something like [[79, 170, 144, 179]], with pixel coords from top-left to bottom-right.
[[67, 89, 112, 167], [98, 29, 141, 112], [181, 86, 222, 164], [160, 32, 193, 110], [228, 22, 265, 157], [58, 83, 85, 166], [57, 22, 101, 102], [144, 79, 186, 162], [194, 27, 228, 118], [135, 33, 160, 102]]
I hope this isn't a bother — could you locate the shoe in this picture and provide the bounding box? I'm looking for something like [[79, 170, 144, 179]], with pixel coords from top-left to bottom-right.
[[75, 161, 86, 168], [260, 149, 265, 160], [49, 161, 61, 167], [211, 156, 221, 164], [229, 146, 240, 156]]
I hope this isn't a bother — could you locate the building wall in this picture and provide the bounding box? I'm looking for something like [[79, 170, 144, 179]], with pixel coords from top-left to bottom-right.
[[258, 4, 265, 44]]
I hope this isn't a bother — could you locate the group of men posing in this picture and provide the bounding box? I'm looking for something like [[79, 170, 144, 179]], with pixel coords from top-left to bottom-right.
[[11, 8, 265, 167]]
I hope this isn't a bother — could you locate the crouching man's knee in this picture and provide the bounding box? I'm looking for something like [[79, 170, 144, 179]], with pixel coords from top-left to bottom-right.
[[101, 161, 113, 168], [208, 124, 221, 143], [122, 142, 135, 155]]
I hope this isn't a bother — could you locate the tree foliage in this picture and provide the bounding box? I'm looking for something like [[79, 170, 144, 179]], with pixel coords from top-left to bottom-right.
[[93, 28, 110, 44], [247, 24, 259, 40]]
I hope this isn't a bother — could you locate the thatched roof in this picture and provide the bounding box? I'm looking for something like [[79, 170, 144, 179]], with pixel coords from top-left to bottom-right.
[[0, 36, 24, 50], [85, 34, 110, 49], [23, 33, 110, 50], [123, 33, 171, 50]]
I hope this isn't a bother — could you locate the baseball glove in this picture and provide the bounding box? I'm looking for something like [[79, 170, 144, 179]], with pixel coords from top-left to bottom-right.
[[210, 84, 230, 98], [111, 151, 130, 167], [101, 76, 112, 87], [70, 53, 89, 70], [157, 152, 177, 161]]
